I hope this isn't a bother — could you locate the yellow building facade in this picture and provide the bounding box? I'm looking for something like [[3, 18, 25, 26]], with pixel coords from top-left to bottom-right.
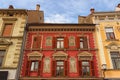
[[93, 11, 120, 79], [0, 5, 27, 80]]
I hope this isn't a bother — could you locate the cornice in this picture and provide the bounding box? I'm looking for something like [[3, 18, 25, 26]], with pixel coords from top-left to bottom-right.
[[27, 23, 95, 32]]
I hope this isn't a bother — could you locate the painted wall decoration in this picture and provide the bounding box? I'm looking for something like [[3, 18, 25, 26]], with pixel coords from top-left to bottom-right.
[[69, 57, 77, 73], [43, 57, 50, 73]]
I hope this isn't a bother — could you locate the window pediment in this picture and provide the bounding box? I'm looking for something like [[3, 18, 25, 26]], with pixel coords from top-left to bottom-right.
[[0, 39, 12, 45], [27, 51, 43, 60], [78, 51, 93, 60], [53, 51, 68, 60], [105, 42, 120, 50]]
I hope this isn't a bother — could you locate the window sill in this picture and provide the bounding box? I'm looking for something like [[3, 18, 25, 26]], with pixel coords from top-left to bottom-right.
[[105, 39, 119, 41], [54, 48, 67, 51], [105, 69, 120, 71], [78, 48, 98, 51]]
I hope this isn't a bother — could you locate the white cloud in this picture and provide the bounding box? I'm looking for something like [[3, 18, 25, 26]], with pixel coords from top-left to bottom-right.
[[45, 14, 71, 23], [1, 0, 120, 23]]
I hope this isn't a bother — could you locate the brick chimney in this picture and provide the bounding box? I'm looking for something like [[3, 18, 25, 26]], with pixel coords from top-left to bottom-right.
[[36, 4, 40, 11], [9, 5, 14, 9], [117, 3, 120, 8], [115, 3, 120, 11], [90, 8, 95, 14]]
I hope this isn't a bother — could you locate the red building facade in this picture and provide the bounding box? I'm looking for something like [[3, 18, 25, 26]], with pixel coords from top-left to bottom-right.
[[19, 23, 101, 80]]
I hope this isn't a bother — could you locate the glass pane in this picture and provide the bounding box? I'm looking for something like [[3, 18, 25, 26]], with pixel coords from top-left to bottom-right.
[[116, 59, 120, 69], [31, 62, 35, 71], [0, 51, 5, 55], [57, 42, 60, 48], [30, 61, 39, 71], [61, 42, 64, 48], [57, 38, 64, 40], [82, 62, 89, 66], [80, 42, 84, 48], [0, 58, 3, 66], [105, 28, 113, 32], [112, 59, 116, 69], [80, 38, 84, 41], [111, 52, 119, 57], [34, 62, 39, 70], [57, 61, 64, 65]]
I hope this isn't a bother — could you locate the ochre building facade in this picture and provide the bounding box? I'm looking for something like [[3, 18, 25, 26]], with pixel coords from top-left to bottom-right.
[[0, 5, 27, 80]]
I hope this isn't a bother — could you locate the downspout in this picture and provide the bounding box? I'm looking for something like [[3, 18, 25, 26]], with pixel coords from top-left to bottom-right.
[[15, 11, 28, 80]]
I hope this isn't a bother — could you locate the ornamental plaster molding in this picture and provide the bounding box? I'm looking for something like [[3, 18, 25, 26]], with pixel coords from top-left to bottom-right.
[[105, 42, 120, 50], [0, 38, 12, 45], [27, 51, 43, 60], [53, 51, 68, 60], [78, 51, 93, 60]]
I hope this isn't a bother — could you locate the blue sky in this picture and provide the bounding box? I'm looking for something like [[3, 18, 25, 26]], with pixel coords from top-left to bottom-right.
[[0, 0, 120, 23]]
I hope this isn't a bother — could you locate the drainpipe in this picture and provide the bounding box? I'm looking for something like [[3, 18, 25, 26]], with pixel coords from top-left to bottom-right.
[[15, 11, 28, 80]]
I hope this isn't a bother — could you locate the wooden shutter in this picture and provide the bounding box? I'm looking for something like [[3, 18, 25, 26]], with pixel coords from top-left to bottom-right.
[[52, 37, 57, 49], [79, 61, 82, 76], [37, 36, 41, 48], [38, 61, 41, 76], [26, 61, 31, 76], [32, 36, 37, 49], [64, 37, 68, 49], [90, 61, 94, 76], [52, 60, 56, 76], [76, 37, 80, 49], [83, 37, 88, 49], [2, 24, 13, 36], [32, 36, 41, 49], [64, 60, 67, 76]]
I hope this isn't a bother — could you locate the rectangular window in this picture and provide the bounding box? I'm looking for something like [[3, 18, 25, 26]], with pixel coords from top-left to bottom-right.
[[57, 38, 64, 49], [56, 61, 64, 76], [0, 50, 5, 66], [2, 24, 13, 36], [32, 36, 41, 49], [82, 61, 90, 76], [105, 27, 115, 40], [110, 52, 120, 69], [80, 37, 88, 49], [30, 61, 39, 71]]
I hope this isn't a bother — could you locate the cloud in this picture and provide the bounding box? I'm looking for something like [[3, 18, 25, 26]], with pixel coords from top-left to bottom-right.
[[0, 0, 120, 23], [45, 14, 71, 23]]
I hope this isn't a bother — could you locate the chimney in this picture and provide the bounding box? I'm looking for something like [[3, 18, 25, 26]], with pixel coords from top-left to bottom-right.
[[115, 3, 120, 11], [117, 3, 120, 8], [90, 8, 95, 14], [9, 5, 14, 9], [36, 4, 40, 11]]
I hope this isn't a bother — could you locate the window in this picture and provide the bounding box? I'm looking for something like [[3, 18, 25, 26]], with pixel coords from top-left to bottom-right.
[[0, 50, 5, 66], [105, 27, 115, 40], [2, 24, 13, 36], [110, 52, 120, 69], [56, 61, 64, 76], [80, 37, 88, 49], [30, 61, 39, 71], [32, 36, 41, 49], [82, 61, 90, 76], [57, 38, 64, 49]]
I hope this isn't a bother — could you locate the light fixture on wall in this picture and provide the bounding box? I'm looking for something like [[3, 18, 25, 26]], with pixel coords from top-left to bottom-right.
[[102, 64, 107, 80]]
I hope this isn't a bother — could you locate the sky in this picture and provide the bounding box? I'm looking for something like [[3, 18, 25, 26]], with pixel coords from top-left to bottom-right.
[[0, 0, 120, 23]]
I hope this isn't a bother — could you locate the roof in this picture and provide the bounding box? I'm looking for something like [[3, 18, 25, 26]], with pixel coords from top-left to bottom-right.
[[27, 23, 96, 26]]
